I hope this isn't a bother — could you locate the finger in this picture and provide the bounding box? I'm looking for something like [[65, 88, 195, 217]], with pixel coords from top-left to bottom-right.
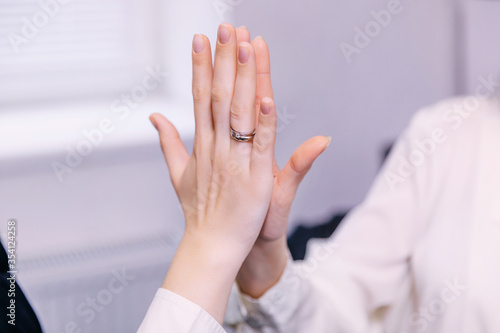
[[212, 23, 237, 148], [150, 113, 190, 190], [277, 136, 331, 199], [236, 27, 251, 92], [252, 36, 273, 127], [230, 42, 257, 157], [252, 36, 273, 101], [192, 34, 214, 139], [236, 26, 251, 44], [251, 98, 277, 174]]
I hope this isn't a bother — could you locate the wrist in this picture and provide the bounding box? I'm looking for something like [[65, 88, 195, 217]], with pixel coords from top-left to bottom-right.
[[162, 232, 246, 323], [236, 235, 289, 298]]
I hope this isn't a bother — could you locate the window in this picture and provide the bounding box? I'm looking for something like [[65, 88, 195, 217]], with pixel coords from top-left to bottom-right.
[[0, 0, 221, 159], [0, 0, 169, 106]]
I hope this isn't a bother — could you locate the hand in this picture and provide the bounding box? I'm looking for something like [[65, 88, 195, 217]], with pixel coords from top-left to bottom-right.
[[150, 24, 277, 323], [235, 29, 332, 298], [236, 27, 331, 243]]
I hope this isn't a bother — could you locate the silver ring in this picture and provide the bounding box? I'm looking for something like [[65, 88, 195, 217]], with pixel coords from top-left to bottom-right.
[[231, 127, 256, 142]]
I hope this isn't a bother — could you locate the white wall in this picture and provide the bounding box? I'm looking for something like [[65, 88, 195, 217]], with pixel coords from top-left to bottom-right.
[[458, 1, 500, 94]]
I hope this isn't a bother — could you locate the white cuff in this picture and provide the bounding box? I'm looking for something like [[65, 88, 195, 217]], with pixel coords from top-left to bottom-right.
[[138, 288, 226, 333], [232, 258, 306, 329]]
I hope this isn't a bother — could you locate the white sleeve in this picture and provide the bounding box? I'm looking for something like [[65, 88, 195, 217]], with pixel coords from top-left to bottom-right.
[[138, 288, 226, 333], [226, 104, 447, 332]]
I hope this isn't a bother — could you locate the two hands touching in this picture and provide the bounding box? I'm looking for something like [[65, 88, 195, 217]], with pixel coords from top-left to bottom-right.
[[149, 23, 331, 323]]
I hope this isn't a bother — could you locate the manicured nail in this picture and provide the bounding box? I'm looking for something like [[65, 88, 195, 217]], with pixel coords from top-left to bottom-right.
[[192, 34, 204, 54], [238, 43, 250, 64], [325, 136, 332, 148], [218, 24, 230, 44], [150, 116, 158, 130], [261, 98, 272, 114]]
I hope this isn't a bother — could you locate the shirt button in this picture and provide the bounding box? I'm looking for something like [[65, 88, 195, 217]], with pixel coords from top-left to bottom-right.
[[246, 313, 264, 328]]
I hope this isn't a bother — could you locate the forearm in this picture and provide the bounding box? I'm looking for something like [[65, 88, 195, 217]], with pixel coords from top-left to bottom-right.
[[236, 235, 289, 298], [162, 232, 247, 324]]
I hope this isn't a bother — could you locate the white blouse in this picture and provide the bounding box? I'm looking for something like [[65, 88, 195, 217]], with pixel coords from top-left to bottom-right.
[[138, 96, 500, 332]]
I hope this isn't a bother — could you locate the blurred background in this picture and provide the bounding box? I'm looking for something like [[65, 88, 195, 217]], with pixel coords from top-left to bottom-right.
[[1, 0, 500, 331]]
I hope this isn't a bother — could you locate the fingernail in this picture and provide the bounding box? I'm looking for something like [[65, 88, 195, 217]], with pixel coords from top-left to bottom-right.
[[261, 98, 272, 114], [238, 43, 249, 64], [218, 24, 230, 45], [238, 25, 247, 29], [325, 136, 332, 148], [255, 36, 264, 39], [192, 34, 204, 54], [150, 116, 158, 131]]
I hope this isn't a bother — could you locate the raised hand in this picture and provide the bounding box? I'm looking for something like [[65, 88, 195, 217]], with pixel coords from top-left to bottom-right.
[[150, 24, 277, 322], [234, 28, 331, 298]]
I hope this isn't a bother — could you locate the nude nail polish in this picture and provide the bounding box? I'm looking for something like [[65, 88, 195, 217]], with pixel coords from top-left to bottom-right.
[[218, 24, 230, 44], [239, 44, 249, 64], [193, 34, 204, 54]]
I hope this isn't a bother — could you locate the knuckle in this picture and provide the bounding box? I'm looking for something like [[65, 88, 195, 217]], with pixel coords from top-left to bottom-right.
[[230, 107, 247, 124], [288, 155, 301, 174], [230, 112, 241, 125], [252, 138, 267, 155], [255, 126, 275, 146], [237, 64, 253, 76], [230, 103, 246, 116], [193, 54, 212, 66], [192, 86, 210, 102], [259, 109, 277, 127], [211, 86, 231, 103]]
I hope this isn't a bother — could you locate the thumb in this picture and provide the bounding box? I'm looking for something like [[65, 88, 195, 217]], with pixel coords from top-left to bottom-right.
[[276, 136, 331, 203], [150, 113, 189, 190]]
